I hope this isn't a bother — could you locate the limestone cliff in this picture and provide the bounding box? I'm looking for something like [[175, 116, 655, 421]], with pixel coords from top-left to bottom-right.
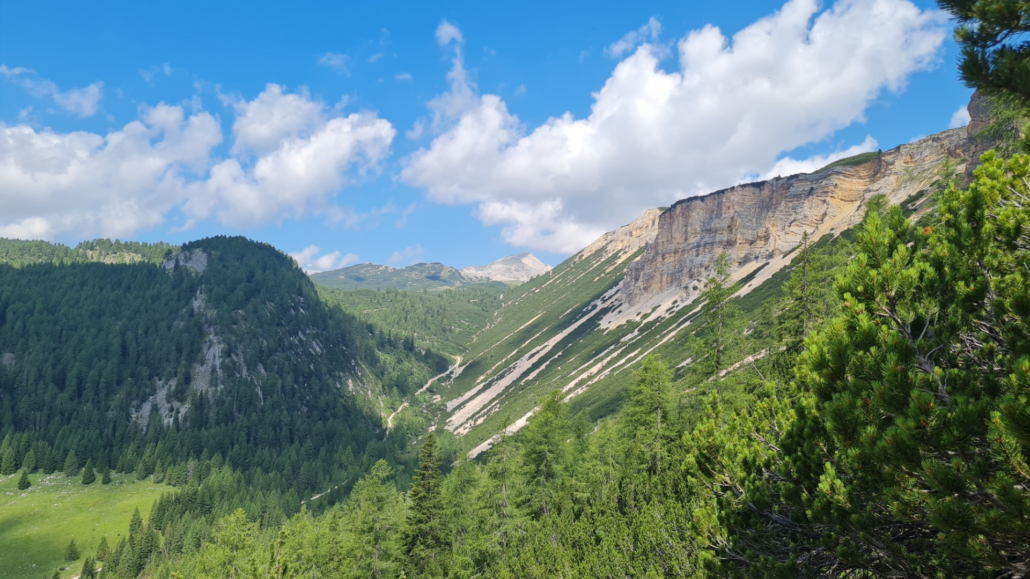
[[622, 124, 984, 310]]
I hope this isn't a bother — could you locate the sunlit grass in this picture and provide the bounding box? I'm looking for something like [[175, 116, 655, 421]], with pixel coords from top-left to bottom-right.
[[0, 471, 166, 579]]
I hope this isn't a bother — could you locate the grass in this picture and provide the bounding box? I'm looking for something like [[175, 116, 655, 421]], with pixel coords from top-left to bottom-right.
[[0, 471, 167, 579], [812, 151, 880, 174]]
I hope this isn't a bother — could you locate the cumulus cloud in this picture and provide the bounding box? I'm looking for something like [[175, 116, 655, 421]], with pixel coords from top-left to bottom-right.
[[401, 0, 947, 253], [182, 84, 396, 228], [395, 72, 413, 81], [605, 17, 662, 58], [387, 244, 424, 266], [0, 104, 222, 240], [290, 245, 359, 273], [1, 65, 104, 117], [949, 104, 971, 129], [0, 84, 395, 240], [761, 135, 878, 179]]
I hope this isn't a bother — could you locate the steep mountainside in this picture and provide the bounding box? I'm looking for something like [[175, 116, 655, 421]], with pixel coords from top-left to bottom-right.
[[0, 236, 446, 496], [310, 262, 491, 291], [416, 116, 990, 455], [460, 252, 552, 283]]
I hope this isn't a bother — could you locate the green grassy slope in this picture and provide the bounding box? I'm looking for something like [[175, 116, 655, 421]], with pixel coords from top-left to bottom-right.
[[318, 285, 506, 358], [433, 232, 851, 453], [0, 472, 166, 579]]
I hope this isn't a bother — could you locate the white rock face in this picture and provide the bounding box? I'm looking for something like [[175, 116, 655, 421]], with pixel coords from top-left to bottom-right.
[[461, 252, 552, 283]]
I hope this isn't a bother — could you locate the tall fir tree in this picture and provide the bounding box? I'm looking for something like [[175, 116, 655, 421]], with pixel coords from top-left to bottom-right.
[[65, 539, 80, 561], [402, 432, 448, 577], [81, 459, 96, 485], [17, 468, 30, 490], [63, 450, 79, 477]]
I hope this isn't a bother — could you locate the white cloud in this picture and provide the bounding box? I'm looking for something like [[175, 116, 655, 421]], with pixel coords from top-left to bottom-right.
[[0, 85, 395, 240], [515, 84, 526, 96], [0, 103, 222, 240], [761, 135, 878, 179], [318, 52, 350, 75], [1, 65, 103, 117], [605, 17, 662, 59], [395, 72, 413, 81], [406, 119, 425, 140], [387, 244, 424, 266], [949, 104, 971, 129], [369, 53, 384, 63], [290, 245, 359, 273], [436, 20, 463, 46], [401, 0, 947, 253], [182, 84, 396, 228]]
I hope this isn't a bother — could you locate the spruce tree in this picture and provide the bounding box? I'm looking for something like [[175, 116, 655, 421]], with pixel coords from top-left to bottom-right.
[[96, 536, 110, 562], [402, 432, 448, 576], [101, 466, 112, 485], [63, 450, 79, 477], [0, 446, 16, 475], [696, 252, 738, 381], [79, 556, 96, 579], [521, 391, 570, 517], [17, 468, 30, 490], [65, 539, 79, 561], [21, 449, 35, 474], [81, 459, 96, 485], [624, 354, 675, 476]]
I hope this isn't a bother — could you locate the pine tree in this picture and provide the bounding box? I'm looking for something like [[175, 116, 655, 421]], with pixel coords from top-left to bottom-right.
[[101, 466, 112, 485], [96, 536, 110, 562], [0, 446, 16, 475], [21, 449, 35, 474], [777, 230, 815, 356], [624, 354, 674, 476], [63, 450, 79, 477], [17, 468, 30, 490], [79, 556, 96, 579], [343, 460, 403, 579], [939, 0, 1030, 106], [65, 539, 80, 561], [521, 391, 570, 518], [696, 252, 738, 382], [402, 432, 448, 576], [81, 459, 96, 485], [43, 448, 59, 475]]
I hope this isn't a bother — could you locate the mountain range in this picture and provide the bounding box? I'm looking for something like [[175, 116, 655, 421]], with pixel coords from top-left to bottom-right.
[[308, 252, 552, 291]]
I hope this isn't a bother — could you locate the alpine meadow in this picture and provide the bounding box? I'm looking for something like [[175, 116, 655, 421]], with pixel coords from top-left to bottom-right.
[[2, 0, 1030, 578]]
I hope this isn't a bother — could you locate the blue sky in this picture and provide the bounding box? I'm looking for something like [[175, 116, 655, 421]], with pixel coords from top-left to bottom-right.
[[0, 0, 972, 270]]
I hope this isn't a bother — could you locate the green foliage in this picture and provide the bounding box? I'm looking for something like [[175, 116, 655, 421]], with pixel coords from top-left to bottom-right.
[[310, 262, 504, 292], [80, 556, 97, 579], [17, 469, 30, 490], [81, 459, 96, 485], [65, 539, 79, 561], [940, 0, 1030, 105], [402, 433, 447, 576], [812, 150, 880, 173], [63, 451, 80, 477], [101, 467, 112, 485], [96, 536, 110, 562], [0, 237, 175, 268], [318, 285, 505, 358]]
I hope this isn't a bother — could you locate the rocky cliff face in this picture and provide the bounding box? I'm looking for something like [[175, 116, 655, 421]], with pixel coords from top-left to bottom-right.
[[622, 125, 983, 309], [461, 252, 552, 283], [577, 207, 664, 263]]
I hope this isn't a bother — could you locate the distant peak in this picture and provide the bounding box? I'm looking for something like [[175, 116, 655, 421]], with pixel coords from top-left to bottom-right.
[[461, 252, 552, 283]]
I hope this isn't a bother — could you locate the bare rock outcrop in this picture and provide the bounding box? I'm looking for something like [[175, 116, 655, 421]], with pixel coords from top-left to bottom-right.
[[622, 126, 976, 308], [461, 253, 552, 283], [577, 207, 664, 263]]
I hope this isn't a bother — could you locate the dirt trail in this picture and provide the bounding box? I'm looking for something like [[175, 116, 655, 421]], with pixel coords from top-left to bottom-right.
[[385, 356, 461, 432]]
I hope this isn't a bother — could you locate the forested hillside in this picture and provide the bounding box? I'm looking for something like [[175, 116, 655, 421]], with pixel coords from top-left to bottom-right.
[[0, 238, 177, 267], [317, 285, 505, 359], [0, 236, 453, 578]]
